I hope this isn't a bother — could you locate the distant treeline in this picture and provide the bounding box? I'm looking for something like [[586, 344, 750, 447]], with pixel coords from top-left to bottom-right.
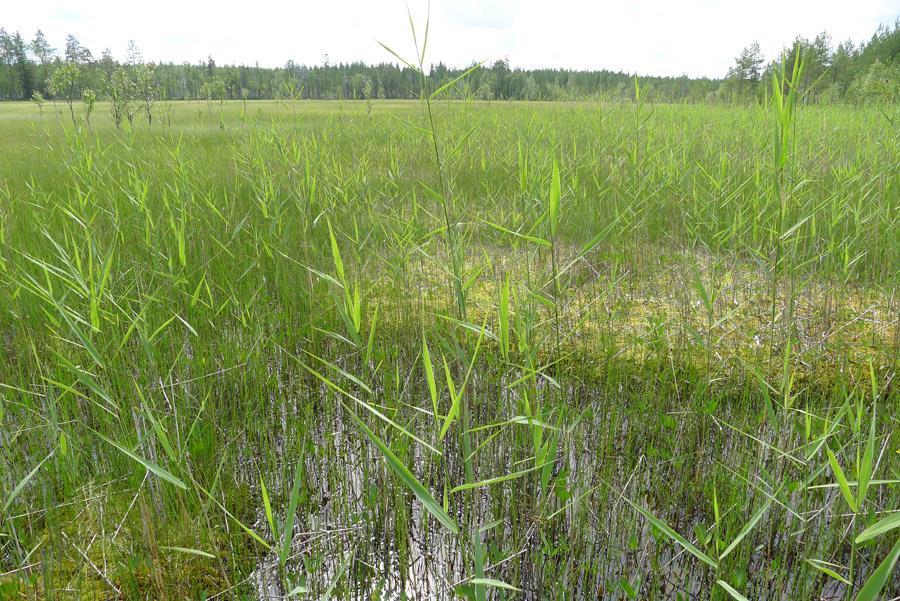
[[0, 21, 897, 105]]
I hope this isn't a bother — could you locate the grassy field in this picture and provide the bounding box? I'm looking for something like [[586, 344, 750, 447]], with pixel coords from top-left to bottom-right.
[[0, 97, 897, 600]]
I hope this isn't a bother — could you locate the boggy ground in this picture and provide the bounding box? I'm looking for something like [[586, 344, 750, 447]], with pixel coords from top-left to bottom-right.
[[0, 99, 897, 599]]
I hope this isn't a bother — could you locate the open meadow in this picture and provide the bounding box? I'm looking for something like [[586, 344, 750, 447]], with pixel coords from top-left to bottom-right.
[[0, 96, 898, 599]]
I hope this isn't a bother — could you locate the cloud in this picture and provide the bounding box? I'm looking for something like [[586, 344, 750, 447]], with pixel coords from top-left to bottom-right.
[[443, 0, 515, 30], [50, 8, 87, 23]]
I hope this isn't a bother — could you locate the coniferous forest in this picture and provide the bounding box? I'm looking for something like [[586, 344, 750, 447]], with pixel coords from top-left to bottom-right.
[[0, 21, 898, 105]]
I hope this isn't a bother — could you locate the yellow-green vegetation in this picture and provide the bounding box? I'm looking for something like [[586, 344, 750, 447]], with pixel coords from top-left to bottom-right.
[[0, 61, 898, 600]]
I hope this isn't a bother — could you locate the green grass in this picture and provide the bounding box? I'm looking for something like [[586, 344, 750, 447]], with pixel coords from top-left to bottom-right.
[[0, 94, 897, 600]]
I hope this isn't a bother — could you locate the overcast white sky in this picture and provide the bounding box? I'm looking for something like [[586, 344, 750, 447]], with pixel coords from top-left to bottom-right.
[[3, 0, 898, 77]]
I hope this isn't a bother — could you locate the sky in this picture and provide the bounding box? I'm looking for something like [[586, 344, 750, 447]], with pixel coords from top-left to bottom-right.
[[3, 0, 898, 78]]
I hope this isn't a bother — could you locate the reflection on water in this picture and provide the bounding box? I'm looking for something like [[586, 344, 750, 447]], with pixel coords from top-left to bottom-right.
[[237, 378, 885, 600]]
